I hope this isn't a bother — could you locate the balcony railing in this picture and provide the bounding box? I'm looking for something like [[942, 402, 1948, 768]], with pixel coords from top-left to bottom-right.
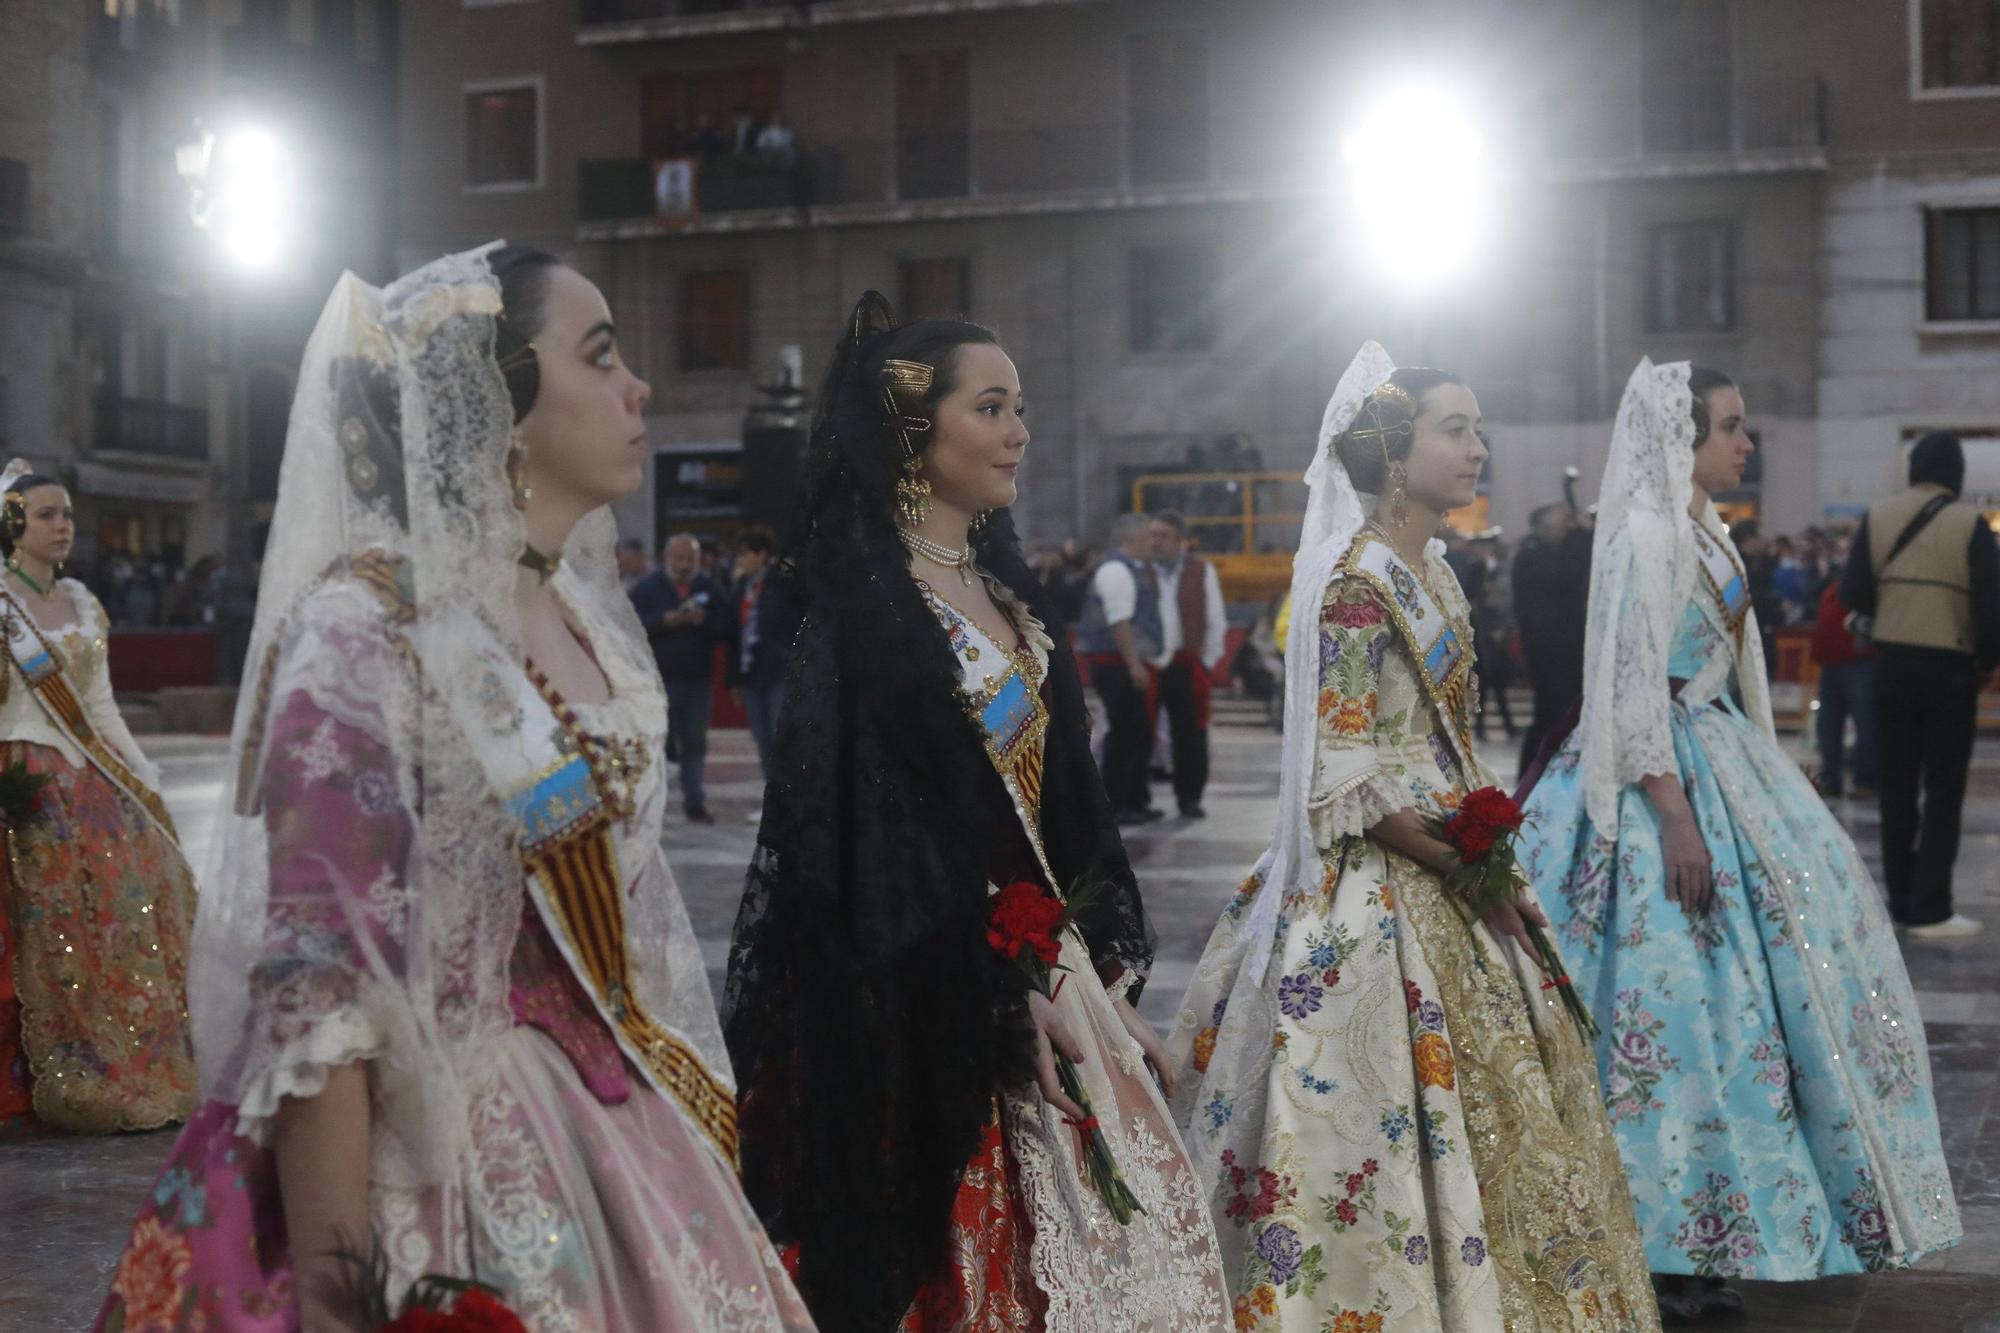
[[94, 394, 209, 461], [579, 122, 1254, 231], [578, 0, 1102, 44], [1541, 76, 1827, 172]]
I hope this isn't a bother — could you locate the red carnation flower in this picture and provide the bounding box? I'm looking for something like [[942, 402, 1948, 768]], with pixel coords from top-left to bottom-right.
[[1442, 786, 1523, 861], [987, 880, 1065, 966], [381, 1290, 527, 1333]]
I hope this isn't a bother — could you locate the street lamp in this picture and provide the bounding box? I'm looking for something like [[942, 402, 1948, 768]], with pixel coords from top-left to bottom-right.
[[177, 121, 293, 683], [1339, 81, 1488, 292]]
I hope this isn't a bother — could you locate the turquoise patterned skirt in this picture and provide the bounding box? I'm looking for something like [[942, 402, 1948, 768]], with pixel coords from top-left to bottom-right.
[[1516, 697, 1960, 1279]]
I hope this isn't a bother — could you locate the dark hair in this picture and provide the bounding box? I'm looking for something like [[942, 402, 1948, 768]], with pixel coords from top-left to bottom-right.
[[1331, 367, 1464, 493], [787, 296, 999, 579], [1730, 518, 1761, 544], [1, 472, 63, 557], [1688, 366, 1736, 447], [737, 524, 777, 556], [488, 245, 562, 424], [1908, 429, 1965, 494], [615, 537, 645, 555], [1151, 510, 1186, 535]]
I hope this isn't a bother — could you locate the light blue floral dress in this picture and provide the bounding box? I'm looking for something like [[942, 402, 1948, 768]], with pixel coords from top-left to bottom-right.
[[1517, 575, 1961, 1279]]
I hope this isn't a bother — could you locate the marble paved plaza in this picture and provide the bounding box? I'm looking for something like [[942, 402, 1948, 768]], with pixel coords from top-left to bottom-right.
[[4, 721, 2000, 1329]]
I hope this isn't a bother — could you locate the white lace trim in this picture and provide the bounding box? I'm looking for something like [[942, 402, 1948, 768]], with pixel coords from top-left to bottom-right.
[[232, 1005, 385, 1143], [1307, 766, 1413, 845]]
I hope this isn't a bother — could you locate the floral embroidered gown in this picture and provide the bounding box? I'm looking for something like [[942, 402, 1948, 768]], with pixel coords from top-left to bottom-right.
[[1516, 550, 1960, 1278], [1168, 540, 1656, 1333], [94, 573, 812, 1331], [0, 580, 196, 1135], [905, 580, 1231, 1333]]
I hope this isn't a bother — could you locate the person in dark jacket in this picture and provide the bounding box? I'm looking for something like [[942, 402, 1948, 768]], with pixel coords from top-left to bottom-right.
[[629, 532, 722, 823], [1512, 502, 1591, 774], [727, 525, 797, 805], [1842, 430, 2000, 938], [1809, 574, 1876, 801]]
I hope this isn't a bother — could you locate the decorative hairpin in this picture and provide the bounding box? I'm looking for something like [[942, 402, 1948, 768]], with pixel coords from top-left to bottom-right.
[[880, 359, 934, 460]]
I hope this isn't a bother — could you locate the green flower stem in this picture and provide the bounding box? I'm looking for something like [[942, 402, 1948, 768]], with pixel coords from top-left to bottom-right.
[[1054, 1053, 1145, 1225]]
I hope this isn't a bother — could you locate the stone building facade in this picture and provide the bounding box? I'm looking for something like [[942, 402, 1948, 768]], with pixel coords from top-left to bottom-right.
[[393, 0, 1996, 551]]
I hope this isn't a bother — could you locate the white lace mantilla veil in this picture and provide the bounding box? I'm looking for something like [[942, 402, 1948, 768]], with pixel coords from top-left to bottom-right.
[[1577, 358, 1774, 834], [1232, 341, 1448, 992], [188, 243, 717, 1185]]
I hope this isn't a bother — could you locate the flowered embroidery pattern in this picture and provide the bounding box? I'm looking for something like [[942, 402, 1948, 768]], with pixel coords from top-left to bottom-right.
[[1603, 986, 1679, 1125], [1170, 564, 1656, 1329], [1747, 1028, 1797, 1124], [1517, 588, 1961, 1278], [1669, 1171, 1766, 1275], [1837, 1169, 1894, 1272]]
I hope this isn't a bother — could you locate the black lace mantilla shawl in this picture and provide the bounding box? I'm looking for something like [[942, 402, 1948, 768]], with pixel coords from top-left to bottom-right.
[[722, 522, 1153, 1333]]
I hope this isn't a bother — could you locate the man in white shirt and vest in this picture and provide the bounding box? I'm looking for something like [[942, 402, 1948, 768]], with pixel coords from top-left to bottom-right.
[[1078, 514, 1166, 824], [1841, 431, 2000, 939], [1149, 513, 1228, 819]]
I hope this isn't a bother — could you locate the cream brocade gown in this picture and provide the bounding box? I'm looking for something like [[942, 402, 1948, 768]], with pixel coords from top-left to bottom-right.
[[1167, 545, 1657, 1332]]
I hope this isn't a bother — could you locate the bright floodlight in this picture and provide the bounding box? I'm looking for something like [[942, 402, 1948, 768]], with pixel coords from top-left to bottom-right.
[[1340, 83, 1486, 290], [211, 127, 290, 271]]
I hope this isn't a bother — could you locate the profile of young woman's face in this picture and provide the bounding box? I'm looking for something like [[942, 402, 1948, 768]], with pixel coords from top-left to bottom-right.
[[917, 342, 1030, 517], [1690, 385, 1753, 496], [516, 266, 654, 510], [1400, 383, 1488, 513]]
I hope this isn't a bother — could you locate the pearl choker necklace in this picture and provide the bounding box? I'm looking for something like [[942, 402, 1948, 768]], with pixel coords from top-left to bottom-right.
[[898, 528, 975, 586]]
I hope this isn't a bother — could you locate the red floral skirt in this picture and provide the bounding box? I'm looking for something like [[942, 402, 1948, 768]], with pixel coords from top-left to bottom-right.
[[901, 1099, 1046, 1332], [0, 741, 196, 1135]]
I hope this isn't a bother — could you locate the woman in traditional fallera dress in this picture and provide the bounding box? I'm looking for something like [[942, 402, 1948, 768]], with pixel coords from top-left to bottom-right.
[[94, 245, 812, 1331], [724, 293, 1230, 1333], [0, 464, 197, 1136], [1167, 344, 1658, 1333], [1514, 361, 1959, 1318]]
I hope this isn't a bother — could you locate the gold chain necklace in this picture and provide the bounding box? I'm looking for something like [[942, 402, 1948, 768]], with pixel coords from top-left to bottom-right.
[[898, 527, 975, 586]]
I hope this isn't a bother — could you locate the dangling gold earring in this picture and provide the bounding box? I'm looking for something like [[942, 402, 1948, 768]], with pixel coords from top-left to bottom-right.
[[1386, 461, 1410, 529], [509, 429, 533, 510], [895, 456, 933, 526], [970, 509, 990, 534]]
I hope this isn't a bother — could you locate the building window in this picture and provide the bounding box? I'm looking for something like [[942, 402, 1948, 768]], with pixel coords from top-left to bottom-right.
[[1640, 0, 1733, 153], [899, 258, 971, 320], [1915, 0, 2000, 93], [1926, 207, 2000, 321], [1128, 31, 1209, 185], [680, 271, 750, 372], [1130, 243, 1216, 354], [896, 50, 970, 200], [1648, 222, 1734, 332], [464, 79, 542, 190]]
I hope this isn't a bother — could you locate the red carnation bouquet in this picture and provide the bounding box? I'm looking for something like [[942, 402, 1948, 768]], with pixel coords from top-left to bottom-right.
[[335, 1237, 529, 1332], [1428, 787, 1597, 1041], [986, 878, 1145, 1225]]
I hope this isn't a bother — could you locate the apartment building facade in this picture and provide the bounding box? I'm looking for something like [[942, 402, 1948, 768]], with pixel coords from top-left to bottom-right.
[[395, 0, 1996, 550], [0, 0, 399, 579]]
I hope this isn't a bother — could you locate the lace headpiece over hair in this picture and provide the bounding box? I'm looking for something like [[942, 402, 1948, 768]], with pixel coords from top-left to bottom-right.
[[189, 244, 701, 1186], [1575, 358, 1774, 832], [1227, 342, 1440, 992], [1, 459, 41, 541]]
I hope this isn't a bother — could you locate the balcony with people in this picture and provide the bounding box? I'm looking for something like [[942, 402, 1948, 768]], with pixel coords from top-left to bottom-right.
[[577, 0, 1102, 46]]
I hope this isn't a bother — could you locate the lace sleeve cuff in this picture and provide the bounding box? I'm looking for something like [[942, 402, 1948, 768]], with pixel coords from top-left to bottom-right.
[[1307, 764, 1410, 846], [1099, 962, 1141, 1004], [230, 1007, 385, 1144]]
